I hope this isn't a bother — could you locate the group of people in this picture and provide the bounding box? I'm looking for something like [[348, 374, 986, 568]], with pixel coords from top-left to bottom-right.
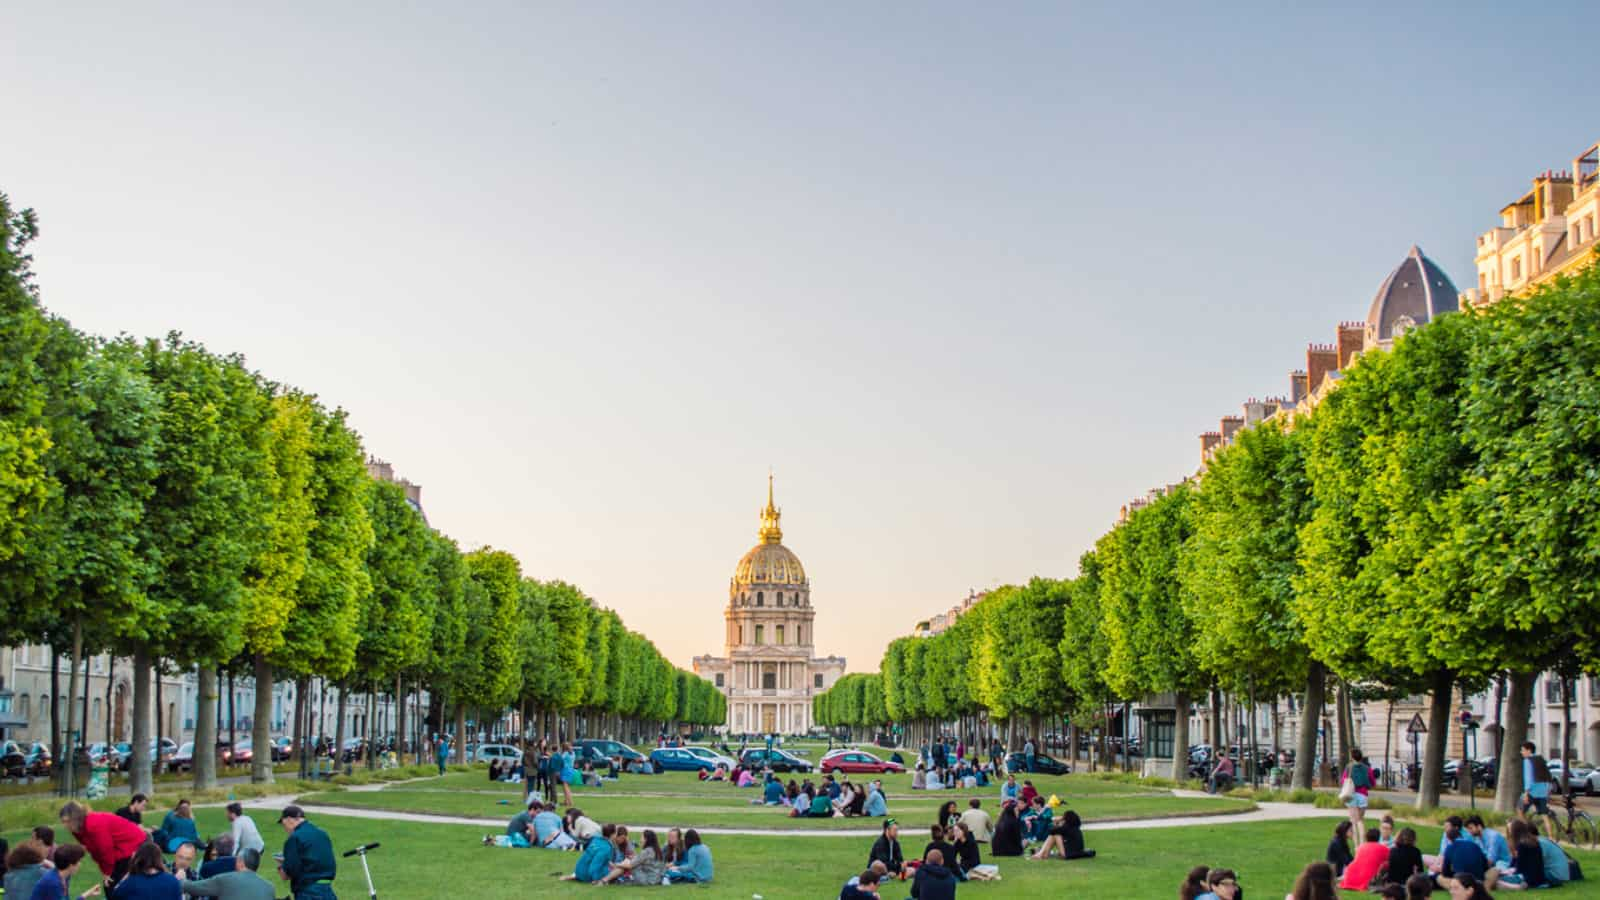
[[756, 773, 889, 818], [1, 801, 337, 900], [1322, 811, 1581, 894], [487, 798, 713, 885]]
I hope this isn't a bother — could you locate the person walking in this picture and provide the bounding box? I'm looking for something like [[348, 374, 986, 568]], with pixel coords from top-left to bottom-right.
[[1519, 741, 1553, 816], [1340, 748, 1373, 832], [1023, 737, 1036, 774], [275, 807, 336, 900], [434, 736, 449, 776]]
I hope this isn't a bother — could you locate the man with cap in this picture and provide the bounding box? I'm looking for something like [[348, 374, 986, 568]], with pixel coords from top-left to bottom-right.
[[276, 806, 337, 900], [181, 848, 277, 900]]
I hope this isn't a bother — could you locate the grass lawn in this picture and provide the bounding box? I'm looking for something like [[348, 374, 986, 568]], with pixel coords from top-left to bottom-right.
[[10, 810, 1600, 900], [296, 771, 1248, 830]]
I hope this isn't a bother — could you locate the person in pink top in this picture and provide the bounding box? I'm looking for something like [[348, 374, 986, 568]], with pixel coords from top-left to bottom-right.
[[1338, 826, 1390, 891]]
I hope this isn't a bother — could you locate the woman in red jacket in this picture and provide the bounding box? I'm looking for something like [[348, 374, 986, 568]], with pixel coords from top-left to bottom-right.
[[58, 802, 148, 886]]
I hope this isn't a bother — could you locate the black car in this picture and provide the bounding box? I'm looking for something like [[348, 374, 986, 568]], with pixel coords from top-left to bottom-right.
[[1005, 751, 1071, 776], [740, 748, 812, 773], [0, 740, 26, 778], [24, 742, 53, 776]]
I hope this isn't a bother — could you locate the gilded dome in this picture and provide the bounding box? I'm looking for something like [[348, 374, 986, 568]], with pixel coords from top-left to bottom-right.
[[734, 542, 807, 586]]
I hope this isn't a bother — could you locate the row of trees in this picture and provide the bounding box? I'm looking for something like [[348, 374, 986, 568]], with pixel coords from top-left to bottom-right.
[[0, 192, 723, 796], [815, 257, 1600, 811]]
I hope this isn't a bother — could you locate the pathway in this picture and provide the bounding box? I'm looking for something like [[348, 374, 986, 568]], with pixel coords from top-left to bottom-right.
[[240, 790, 1343, 838]]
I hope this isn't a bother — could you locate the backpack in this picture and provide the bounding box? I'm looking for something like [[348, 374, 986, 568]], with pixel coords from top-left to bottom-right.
[[1351, 762, 1371, 789]]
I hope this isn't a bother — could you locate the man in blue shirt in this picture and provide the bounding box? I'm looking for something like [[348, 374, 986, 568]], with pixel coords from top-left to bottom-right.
[[1520, 741, 1553, 815], [1463, 815, 1509, 868], [1438, 816, 1488, 886], [762, 774, 785, 805]]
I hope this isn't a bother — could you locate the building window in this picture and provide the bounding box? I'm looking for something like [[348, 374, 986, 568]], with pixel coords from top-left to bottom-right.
[[776, 592, 783, 607], [756, 592, 764, 607], [814, 674, 823, 688], [797, 626, 803, 644], [17, 694, 28, 719], [715, 673, 724, 687], [755, 625, 764, 644], [1511, 257, 1522, 281], [762, 671, 777, 690], [776, 625, 785, 644]]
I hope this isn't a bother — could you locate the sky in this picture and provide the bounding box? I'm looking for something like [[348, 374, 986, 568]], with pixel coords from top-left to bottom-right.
[[2, 2, 1593, 675]]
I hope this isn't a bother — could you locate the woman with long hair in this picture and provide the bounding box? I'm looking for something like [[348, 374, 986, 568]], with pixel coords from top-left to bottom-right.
[[1447, 873, 1491, 900], [111, 843, 181, 900], [663, 827, 685, 865], [1287, 861, 1337, 900], [1031, 809, 1095, 861], [1179, 864, 1212, 900], [938, 801, 960, 830], [1325, 821, 1354, 876]]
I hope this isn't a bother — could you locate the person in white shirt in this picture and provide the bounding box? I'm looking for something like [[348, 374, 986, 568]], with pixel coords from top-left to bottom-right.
[[225, 803, 264, 856]]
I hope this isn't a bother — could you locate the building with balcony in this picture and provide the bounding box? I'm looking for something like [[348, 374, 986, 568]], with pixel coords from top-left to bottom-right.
[[692, 478, 845, 735], [1462, 139, 1600, 306]]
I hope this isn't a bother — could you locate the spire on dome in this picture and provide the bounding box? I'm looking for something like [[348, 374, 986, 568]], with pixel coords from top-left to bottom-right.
[[759, 472, 783, 544]]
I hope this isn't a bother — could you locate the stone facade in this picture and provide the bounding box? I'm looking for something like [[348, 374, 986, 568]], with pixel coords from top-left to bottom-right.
[[692, 479, 845, 735]]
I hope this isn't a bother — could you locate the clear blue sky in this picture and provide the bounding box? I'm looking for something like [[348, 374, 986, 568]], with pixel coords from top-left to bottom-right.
[[2, 3, 1592, 672]]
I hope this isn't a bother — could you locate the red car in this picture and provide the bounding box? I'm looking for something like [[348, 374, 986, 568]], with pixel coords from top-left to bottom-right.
[[820, 750, 904, 775]]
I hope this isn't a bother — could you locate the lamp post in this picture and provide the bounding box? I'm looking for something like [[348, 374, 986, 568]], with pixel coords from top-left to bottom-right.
[[1460, 707, 1479, 810]]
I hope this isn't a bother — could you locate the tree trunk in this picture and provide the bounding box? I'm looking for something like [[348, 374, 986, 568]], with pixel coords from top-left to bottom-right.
[[64, 621, 83, 795], [1209, 688, 1222, 755], [130, 648, 154, 796], [1493, 670, 1535, 812], [1171, 690, 1191, 782], [1417, 669, 1453, 810], [365, 688, 378, 770], [1561, 677, 1574, 771], [396, 675, 406, 763], [453, 705, 467, 764], [228, 670, 238, 760], [194, 665, 219, 790], [49, 645, 62, 786], [1383, 699, 1395, 790], [155, 661, 164, 753], [1335, 679, 1353, 767], [1293, 661, 1324, 791], [105, 656, 115, 744], [293, 676, 308, 779], [251, 655, 275, 783], [334, 684, 348, 773], [1269, 698, 1281, 769]]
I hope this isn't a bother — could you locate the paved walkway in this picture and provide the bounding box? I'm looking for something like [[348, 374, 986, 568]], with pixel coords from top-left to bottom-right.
[[241, 790, 1344, 838]]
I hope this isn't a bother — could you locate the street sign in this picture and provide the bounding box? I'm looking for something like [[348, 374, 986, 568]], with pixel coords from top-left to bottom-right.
[[1405, 713, 1427, 735]]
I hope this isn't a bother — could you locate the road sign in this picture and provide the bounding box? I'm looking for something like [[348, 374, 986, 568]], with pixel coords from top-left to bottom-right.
[[1405, 713, 1427, 735]]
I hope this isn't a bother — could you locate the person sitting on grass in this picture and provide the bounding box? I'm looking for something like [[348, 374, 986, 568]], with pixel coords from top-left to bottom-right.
[[957, 799, 992, 843], [532, 802, 574, 850], [912, 762, 928, 791], [921, 826, 957, 878], [563, 823, 620, 883], [1378, 814, 1397, 847], [34, 844, 100, 900], [1535, 824, 1572, 886], [735, 766, 754, 788], [926, 767, 945, 791], [1179, 864, 1212, 900], [4, 840, 49, 900], [115, 841, 182, 900], [564, 808, 602, 846], [839, 867, 882, 899], [159, 801, 202, 855], [1019, 795, 1051, 844], [1447, 873, 1491, 900], [1337, 827, 1389, 891], [491, 799, 539, 848], [864, 781, 888, 818], [1404, 873, 1434, 899], [1018, 780, 1038, 808], [989, 801, 1023, 857], [805, 789, 834, 819], [1285, 861, 1335, 900], [1031, 809, 1094, 861], [1436, 816, 1488, 887], [1462, 815, 1509, 870], [198, 835, 235, 879], [999, 774, 1019, 805], [1488, 818, 1546, 891], [168, 842, 200, 883], [600, 828, 665, 886], [664, 830, 712, 884], [868, 820, 904, 879], [909, 849, 956, 900], [833, 781, 857, 816], [759, 773, 784, 806], [1325, 821, 1354, 877], [1385, 827, 1425, 886], [179, 848, 276, 900], [1202, 866, 1241, 900]]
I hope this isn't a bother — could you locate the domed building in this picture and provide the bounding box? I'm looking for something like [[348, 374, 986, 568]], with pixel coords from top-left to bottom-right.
[[692, 478, 845, 735], [1365, 245, 1460, 347]]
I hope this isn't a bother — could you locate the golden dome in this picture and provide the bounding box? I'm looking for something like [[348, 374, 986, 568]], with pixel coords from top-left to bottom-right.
[[731, 474, 808, 587], [734, 541, 807, 587]]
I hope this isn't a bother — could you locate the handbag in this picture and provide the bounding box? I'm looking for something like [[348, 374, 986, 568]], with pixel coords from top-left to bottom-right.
[[1338, 775, 1355, 801]]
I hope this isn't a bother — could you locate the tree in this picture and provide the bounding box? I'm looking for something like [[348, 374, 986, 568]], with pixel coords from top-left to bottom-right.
[[355, 480, 432, 766], [1060, 551, 1113, 753], [1448, 264, 1600, 810], [131, 336, 269, 795], [1099, 486, 1205, 780], [0, 194, 51, 608], [458, 549, 524, 743], [1297, 311, 1480, 808], [1181, 418, 1319, 788]]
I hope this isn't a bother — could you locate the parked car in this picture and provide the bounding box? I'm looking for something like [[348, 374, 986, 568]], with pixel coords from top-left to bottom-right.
[[680, 746, 738, 771], [472, 743, 521, 765], [650, 747, 717, 772], [739, 748, 812, 773], [24, 742, 53, 776], [577, 739, 647, 767], [169, 742, 196, 773], [270, 737, 293, 761], [86, 742, 123, 768], [231, 740, 256, 766], [821, 750, 904, 775], [1005, 751, 1072, 776], [1547, 760, 1597, 794], [115, 740, 176, 772], [1, 740, 27, 778]]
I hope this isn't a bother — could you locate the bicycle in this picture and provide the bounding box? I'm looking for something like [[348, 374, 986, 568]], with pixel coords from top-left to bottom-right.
[[1530, 790, 1599, 850]]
